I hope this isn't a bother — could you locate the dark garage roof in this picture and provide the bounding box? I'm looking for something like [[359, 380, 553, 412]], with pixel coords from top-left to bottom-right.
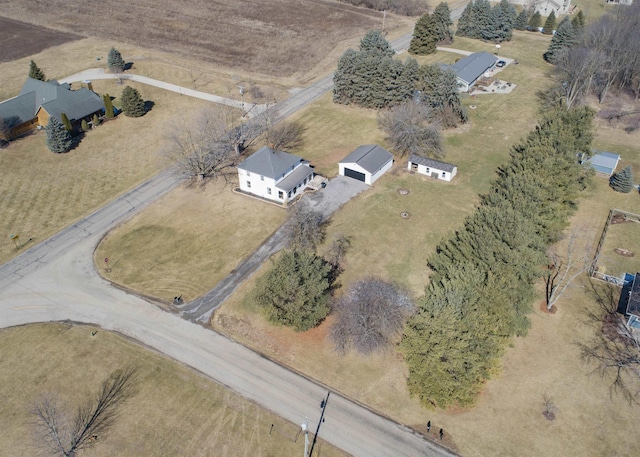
[[340, 145, 393, 174]]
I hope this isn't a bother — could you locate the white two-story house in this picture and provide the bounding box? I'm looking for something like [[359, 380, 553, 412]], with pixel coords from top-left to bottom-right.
[[237, 146, 314, 205]]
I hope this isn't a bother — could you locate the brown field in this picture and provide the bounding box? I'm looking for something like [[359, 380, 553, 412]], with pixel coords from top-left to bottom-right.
[[0, 16, 81, 63], [0, 0, 409, 81], [0, 323, 347, 457]]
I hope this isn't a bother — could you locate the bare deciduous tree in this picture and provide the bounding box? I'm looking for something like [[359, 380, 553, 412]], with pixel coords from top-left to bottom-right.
[[331, 278, 414, 354], [378, 101, 443, 158], [325, 234, 352, 270], [544, 230, 595, 311], [262, 120, 306, 151], [284, 201, 326, 251], [578, 284, 640, 404], [31, 366, 137, 457], [541, 394, 557, 421]]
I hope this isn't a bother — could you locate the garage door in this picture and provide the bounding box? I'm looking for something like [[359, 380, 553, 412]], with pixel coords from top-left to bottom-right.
[[343, 168, 366, 182]]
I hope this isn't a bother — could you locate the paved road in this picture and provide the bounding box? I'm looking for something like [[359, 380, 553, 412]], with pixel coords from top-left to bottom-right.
[[0, 21, 470, 456]]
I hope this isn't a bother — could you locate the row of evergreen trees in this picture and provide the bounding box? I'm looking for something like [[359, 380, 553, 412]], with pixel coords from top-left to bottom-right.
[[333, 30, 465, 123], [409, 2, 453, 55], [401, 106, 595, 408], [543, 12, 585, 62], [456, 0, 517, 43]]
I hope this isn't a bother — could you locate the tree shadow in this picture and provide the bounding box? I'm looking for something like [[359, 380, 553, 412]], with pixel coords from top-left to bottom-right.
[[144, 100, 155, 113]]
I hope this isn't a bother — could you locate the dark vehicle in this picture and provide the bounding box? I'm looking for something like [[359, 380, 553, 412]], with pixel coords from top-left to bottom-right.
[[496, 60, 506, 68]]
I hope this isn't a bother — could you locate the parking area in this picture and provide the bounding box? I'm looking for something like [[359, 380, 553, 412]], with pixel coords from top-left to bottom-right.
[[304, 175, 369, 218]]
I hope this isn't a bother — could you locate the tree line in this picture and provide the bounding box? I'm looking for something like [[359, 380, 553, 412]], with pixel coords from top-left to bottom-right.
[[401, 105, 595, 408], [456, 0, 517, 43], [547, 3, 640, 106]]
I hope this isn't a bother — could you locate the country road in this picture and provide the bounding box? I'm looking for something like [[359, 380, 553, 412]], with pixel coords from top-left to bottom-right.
[[0, 13, 469, 456]]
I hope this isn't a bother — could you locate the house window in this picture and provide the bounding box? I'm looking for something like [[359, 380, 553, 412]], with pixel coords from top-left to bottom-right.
[[260, 175, 264, 181], [267, 187, 272, 195], [441, 171, 446, 177], [278, 191, 284, 199], [411, 163, 418, 171], [246, 180, 251, 188], [426, 167, 430, 173], [287, 191, 292, 198]]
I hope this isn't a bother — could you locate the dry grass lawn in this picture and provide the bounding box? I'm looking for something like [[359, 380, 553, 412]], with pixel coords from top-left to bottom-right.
[[598, 216, 640, 278], [95, 180, 287, 303], [0, 79, 216, 266], [0, 323, 347, 457]]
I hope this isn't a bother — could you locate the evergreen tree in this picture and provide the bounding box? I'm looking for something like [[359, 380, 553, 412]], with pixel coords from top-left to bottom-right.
[[529, 11, 542, 30], [253, 249, 333, 331], [571, 10, 585, 34], [334, 33, 417, 109], [456, 1, 476, 38], [610, 166, 634, 193], [544, 16, 577, 63], [542, 11, 556, 35], [45, 117, 72, 153], [416, 65, 467, 127], [60, 112, 72, 131], [499, 0, 517, 39], [473, 0, 492, 39], [81, 119, 89, 131], [103, 93, 115, 119], [402, 105, 595, 409], [107, 47, 125, 72], [359, 30, 395, 57], [29, 60, 46, 81], [120, 87, 145, 117], [92, 113, 100, 127], [409, 13, 438, 55], [514, 8, 529, 31], [433, 2, 454, 43]]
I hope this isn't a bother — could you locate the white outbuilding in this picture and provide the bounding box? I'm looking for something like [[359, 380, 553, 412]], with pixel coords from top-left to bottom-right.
[[339, 145, 394, 185], [408, 154, 457, 181]]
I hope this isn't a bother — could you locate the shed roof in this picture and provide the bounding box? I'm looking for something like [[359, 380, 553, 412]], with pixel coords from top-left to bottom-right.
[[339, 144, 393, 174], [450, 52, 498, 85], [408, 154, 456, 172], [237, 146, 306, 180], [587, 151, 620, 175]]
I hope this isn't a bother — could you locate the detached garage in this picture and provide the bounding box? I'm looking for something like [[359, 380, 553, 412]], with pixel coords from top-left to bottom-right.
[[339, 145, 394, 185]]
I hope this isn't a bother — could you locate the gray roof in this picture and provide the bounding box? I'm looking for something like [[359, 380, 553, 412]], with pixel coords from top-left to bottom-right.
[[0, 93, 37, 126], [587, 151, 620, 175], [237, 146, 306, 180], [339, 145, 393, 174], [1, 78, 103, 125], [408, 154, 456, 172], [450, 52, 498, 85], [276, 164, 314, 192]]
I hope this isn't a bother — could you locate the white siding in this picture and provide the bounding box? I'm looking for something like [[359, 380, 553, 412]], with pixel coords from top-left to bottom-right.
[[408, 161, 457, 182], [369, 158, 393, 184], [237, 169, 282, 202]]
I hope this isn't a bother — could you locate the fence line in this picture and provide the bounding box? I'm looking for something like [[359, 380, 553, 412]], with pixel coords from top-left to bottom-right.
[[590, 208, 640, 279]]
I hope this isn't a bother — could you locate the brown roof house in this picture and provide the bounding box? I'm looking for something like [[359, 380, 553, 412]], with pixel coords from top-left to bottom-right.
[[0, 78, 104, 140]]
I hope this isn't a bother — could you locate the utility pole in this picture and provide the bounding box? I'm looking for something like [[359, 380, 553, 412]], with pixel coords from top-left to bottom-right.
[[239, 85, 245, 141], [308, 391, 330, 457], [382, 10, 386, 33], [301, 418, 309, 457]]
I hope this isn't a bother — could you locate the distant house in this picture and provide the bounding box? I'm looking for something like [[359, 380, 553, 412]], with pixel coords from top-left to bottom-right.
[[448, 52, 498, 92], [237, 146, 314, 205], [584, 151, 621, 176], [625, 273, 640, 330], [511, 0, 572, 15], [0, 78, 104, 140], [339, 144, 393, 185], [407, 154, 457, 181]]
